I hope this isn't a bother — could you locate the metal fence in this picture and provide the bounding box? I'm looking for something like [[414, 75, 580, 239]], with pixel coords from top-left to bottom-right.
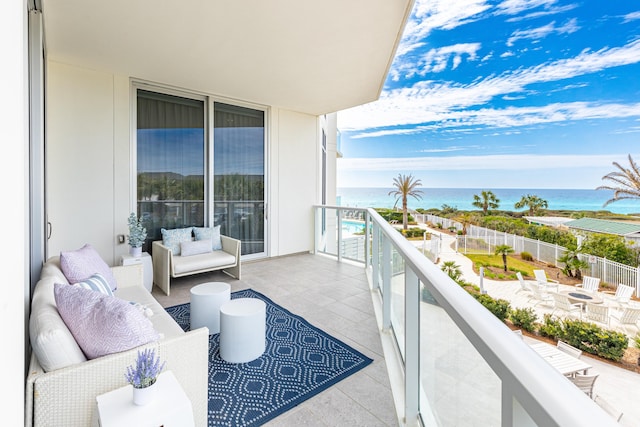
[[416, 212, 640, 295]]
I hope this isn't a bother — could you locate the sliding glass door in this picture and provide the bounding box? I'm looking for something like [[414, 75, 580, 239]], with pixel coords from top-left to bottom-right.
[[214, 102, 265, 256], [136, 90, 206, 248], [136, 88, 266, 257]]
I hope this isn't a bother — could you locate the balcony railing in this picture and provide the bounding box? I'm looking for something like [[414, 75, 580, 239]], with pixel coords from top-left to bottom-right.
[[314, 205, 617, 427]]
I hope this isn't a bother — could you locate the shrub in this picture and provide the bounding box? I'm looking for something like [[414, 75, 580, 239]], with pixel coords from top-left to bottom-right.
[[538, 314, 563, 339], [472, 293, 511, 321], [520, 251, 533, 261], [561, 319, 628, 361], [509, 308, 537, 332]]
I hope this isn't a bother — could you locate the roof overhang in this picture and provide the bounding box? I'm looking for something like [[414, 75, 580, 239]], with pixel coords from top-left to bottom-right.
[[41, 0, 413, 115]]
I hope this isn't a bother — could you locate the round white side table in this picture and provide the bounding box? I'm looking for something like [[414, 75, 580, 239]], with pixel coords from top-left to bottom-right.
[[219, 298, 266, 363], [190, 282, 231, 334]]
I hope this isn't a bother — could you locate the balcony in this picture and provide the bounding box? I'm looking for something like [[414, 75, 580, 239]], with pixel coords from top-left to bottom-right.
[[153, 206, 620, 426]]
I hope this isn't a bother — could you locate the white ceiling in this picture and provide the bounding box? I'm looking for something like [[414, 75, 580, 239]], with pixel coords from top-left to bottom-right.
[[42, 0, 413, 115]]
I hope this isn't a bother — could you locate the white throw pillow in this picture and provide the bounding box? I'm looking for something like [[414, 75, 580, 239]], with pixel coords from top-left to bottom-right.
[[180, 239, 213, 257]]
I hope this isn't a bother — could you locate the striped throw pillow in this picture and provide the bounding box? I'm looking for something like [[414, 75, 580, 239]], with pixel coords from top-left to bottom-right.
[[74, 273, 113, 296]]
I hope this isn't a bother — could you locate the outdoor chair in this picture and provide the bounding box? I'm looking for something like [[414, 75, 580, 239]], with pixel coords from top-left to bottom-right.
[[557, 340, 582, 359], [528, 284, 553, 307], [578, 276, 601, 293], [516, 272, 533, 295], [570, 373, 599, 398], [533, 269, 559, 292], [551, 293, 582, 320], [610, 306, 640, 335], [584, 302, 610, 327], [594, 395, 624, 422], [604, 284, 635, 308]]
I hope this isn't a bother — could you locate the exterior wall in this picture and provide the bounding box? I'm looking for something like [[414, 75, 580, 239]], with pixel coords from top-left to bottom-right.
[[3, 1, 28, 425], [46, 61, 130, 265], [45, 61, 327, 263]]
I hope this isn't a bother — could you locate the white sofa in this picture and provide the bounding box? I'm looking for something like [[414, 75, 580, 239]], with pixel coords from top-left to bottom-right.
[[26, 257, 209, 427], [152, 235, 241, 296]]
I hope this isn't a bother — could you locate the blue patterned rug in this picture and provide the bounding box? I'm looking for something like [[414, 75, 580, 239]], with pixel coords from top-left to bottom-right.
[[165, 289, 373, 426]]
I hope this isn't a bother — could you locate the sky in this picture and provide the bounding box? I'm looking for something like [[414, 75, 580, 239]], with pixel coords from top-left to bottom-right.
[[337, 0, 640, 190]]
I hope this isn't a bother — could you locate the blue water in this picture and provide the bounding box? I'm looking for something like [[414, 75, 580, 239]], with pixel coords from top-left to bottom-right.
[[337, 187, 640, 215]]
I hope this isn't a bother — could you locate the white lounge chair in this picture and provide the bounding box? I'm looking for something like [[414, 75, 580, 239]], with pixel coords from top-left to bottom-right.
[[578, 276, 601, 293], [570, 373, 599, 398], [610, 306, 640, 335], [516, 272, 533, 295], [533, 269, 559, 292], [551, 293, 582, 320], [528, 284, 553, 307], [584, 303, 610, 327], [604, 284, 635, 308]]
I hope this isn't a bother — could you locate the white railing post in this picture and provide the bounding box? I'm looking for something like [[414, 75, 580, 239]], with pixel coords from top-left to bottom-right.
[[537, 240, 540, 262], [337, 209, 343, 263], [365, 214, 371, 268], [405, 267, 420, 426], [603, 258, 607, 284]]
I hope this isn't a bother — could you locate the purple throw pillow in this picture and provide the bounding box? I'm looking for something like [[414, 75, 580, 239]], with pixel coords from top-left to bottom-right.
[[54, 283, 160, 359], [60, 244, 118, 291]]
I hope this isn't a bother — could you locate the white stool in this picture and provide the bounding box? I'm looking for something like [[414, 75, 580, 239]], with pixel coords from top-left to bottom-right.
[[190, 282, 231, 334], [219, 298, 266, 363]]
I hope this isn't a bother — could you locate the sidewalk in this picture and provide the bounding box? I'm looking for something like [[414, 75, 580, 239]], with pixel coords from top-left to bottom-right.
[[410, 227, 640, 425]]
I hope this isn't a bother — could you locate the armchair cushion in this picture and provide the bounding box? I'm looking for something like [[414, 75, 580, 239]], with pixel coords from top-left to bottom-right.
[[161, 227, 193, 255], [54, 283, 160, 359]]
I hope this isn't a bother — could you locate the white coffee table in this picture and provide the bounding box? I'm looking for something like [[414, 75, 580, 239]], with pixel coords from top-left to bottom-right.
[[190, 282, 231, 334], [219, 298, 266, 363]]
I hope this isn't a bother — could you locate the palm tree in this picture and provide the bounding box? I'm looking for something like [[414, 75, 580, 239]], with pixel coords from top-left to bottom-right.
[[441, 261, 462, 282], [494, 244, 514, 272], [597, 154, 640, 207], [472, 190, 500, 215], [514, 194, 548, 216], [454, 211, 477, 235], [388, 174, 424, 230]]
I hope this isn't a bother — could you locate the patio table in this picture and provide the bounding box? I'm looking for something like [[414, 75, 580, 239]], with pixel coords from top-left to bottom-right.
[[530, 342, 592, 377], [559, 289, 603, 307]]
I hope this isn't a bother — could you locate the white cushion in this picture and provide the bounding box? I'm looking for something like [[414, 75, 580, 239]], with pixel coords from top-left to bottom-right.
[[180, 239, 213, 257], [29, 260, 87, 372], [173, 251, 236, 275]]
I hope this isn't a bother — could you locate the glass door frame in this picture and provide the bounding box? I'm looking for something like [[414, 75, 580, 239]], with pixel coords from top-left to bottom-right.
[[209, 97, 269, 260], [130, 80, 269, 260]]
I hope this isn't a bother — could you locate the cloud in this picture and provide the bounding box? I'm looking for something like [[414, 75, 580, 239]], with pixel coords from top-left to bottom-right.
[[394, 43, 482, 79], [495, 0, 559, 16], [392, 0, 490, 67], [338, 153, 627, 172], [507, 18, 579, 46], [340, 39, 640, 131], [623, 11, 640, 23]]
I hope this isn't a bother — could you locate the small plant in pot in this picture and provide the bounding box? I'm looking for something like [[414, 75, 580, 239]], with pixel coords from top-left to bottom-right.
[[127, 212, 147, 257], [125, 348, 165, 405]]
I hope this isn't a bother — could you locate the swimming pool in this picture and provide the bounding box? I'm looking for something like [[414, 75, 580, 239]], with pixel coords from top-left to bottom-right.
[[342, 219, 366, 235]]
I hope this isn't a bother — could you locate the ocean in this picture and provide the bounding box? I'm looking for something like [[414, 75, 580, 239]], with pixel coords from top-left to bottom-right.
[[336, 187, 640, 215]]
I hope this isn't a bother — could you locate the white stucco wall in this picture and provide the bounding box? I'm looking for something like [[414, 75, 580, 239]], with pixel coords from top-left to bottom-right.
[[45, 61, 328, 263]]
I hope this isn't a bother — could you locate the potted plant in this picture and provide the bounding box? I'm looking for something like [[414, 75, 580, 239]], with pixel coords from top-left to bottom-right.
[[127, 212, 147, 256], [124, 348, 165, 405]]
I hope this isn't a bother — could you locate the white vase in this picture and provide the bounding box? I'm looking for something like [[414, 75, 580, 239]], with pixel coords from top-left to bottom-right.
[[130, 246, 142, 257], [132, 383, 157, 406]]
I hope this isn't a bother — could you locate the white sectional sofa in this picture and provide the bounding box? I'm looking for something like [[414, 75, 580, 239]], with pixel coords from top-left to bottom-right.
[[153, 234, 241, 296], [26, 256, 209, 427]]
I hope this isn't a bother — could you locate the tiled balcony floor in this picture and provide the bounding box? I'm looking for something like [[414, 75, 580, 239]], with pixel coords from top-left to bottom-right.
[[152, 253, 399, 426]]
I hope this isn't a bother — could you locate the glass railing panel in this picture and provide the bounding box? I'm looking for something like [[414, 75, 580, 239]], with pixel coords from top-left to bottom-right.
[[339, 209, 366, 263], [391, 246, 406, 360], [419, 286, 501, 426]]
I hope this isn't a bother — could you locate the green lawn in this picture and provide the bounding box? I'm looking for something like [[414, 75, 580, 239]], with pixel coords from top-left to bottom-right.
[[466, 254, 536, 278]]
